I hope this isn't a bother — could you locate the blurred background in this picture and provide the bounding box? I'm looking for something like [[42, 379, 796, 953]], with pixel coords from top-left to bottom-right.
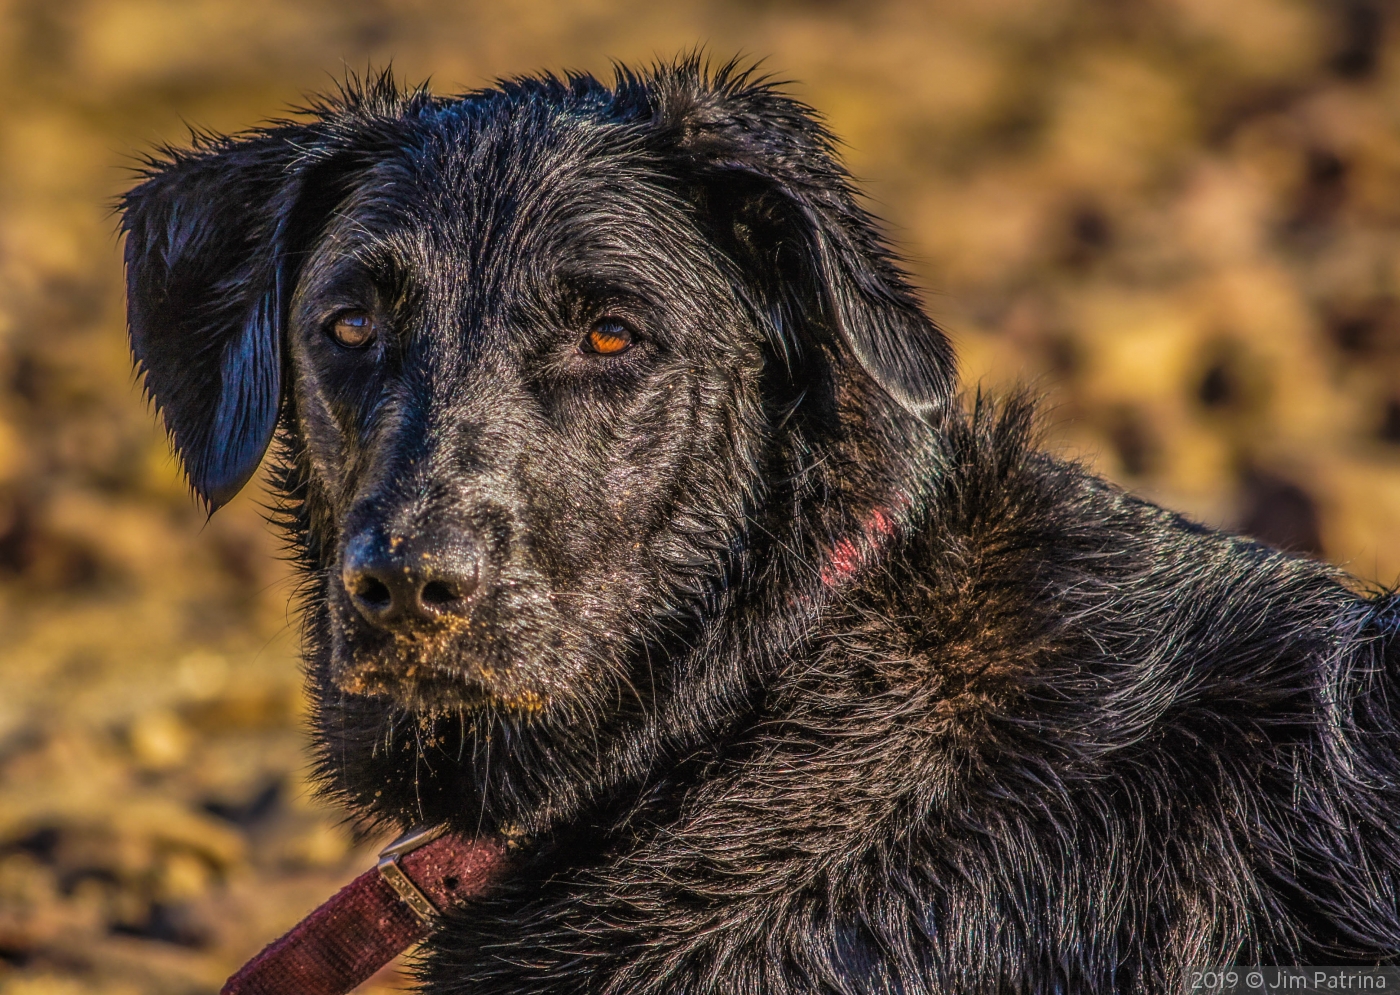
[[0, 0, 1397, 991]]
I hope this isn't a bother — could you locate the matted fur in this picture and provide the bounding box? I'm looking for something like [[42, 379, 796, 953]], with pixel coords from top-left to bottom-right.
[[120, 59, 1400, 993]]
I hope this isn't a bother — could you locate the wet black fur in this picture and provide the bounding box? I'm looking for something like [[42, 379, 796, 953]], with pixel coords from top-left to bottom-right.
[[120, 60, 1400, 993]]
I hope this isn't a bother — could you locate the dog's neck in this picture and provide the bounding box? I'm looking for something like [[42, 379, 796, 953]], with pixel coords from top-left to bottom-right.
[[578, 390, 939, 828]]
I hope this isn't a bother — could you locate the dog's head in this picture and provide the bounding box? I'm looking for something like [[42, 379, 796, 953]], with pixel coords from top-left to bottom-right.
[[121, 62, 953, 824]]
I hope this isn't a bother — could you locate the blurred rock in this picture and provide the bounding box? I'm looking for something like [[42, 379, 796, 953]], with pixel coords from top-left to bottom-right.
[[128, 710, 192, 771], [1239, 469, 1325, 556], [174, 653, 229, 703]]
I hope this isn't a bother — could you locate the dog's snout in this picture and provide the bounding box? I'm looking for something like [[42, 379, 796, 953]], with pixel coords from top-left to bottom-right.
[[341, 532, 480, 630]]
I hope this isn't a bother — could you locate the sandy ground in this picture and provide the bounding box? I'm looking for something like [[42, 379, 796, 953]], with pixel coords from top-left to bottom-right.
[[1, 0, 1398, 991]]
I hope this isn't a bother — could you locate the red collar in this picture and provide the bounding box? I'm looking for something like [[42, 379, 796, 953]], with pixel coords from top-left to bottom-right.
[[820, 505, 899, 587], [221, 826, 508, 995]]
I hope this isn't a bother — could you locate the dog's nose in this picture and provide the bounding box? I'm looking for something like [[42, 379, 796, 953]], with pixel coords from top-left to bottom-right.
[[341, 532, 480, 630]]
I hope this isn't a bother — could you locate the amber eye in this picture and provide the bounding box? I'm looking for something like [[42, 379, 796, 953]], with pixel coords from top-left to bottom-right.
[[583, 319, 633, 356], [328, 311, 378, 349]]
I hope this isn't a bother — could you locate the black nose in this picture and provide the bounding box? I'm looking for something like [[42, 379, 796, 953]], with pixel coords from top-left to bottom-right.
[[341, 532, 480, 630]]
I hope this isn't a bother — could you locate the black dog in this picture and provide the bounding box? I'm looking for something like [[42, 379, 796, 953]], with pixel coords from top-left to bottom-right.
[[120, 61, 1400, 992]]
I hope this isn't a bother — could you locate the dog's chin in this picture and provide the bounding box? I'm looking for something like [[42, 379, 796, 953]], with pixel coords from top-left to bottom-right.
[[331, 640, 551, 717]]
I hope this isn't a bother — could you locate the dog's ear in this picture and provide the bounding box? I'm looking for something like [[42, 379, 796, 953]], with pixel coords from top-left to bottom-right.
[[121, 126, 357, 510], [640, 62, 956, 414]]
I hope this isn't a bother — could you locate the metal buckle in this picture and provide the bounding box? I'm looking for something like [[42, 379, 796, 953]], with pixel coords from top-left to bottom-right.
[[377, 824, 449, 921]]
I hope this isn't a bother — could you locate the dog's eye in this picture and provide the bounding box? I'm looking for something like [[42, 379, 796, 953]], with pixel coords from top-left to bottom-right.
[[328, 311, 378, 349], [582, 319, 633, 356]]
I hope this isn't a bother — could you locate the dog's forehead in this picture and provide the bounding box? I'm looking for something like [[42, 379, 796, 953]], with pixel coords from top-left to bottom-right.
[[334, 108, 674, 262]]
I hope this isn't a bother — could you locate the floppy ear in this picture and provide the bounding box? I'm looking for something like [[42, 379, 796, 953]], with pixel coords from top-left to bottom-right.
[[121, 125, 350, 511], [640, 62, 956, 414]]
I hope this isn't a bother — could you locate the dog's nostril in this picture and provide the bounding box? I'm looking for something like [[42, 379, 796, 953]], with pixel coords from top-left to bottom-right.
[[420, 580, 459, 607], [355, 575, 393, 609], [342, 533, 479, 628]]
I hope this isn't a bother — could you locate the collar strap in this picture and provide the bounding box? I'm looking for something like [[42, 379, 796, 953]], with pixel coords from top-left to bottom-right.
[[820, 505, 900, 588], [221, 828, 507, 995]]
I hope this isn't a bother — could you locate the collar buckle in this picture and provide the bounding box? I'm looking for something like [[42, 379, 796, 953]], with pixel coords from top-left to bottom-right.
[[376, 824, 449, 921]]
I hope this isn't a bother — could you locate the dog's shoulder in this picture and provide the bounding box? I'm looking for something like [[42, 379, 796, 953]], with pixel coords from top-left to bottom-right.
[[752, 394, 1381, 828], [833, 394, 1370, 701]]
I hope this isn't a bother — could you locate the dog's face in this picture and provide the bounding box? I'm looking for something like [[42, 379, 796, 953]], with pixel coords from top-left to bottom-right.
[[290, 132, 769, 716], [121, 64, 955, 826]]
